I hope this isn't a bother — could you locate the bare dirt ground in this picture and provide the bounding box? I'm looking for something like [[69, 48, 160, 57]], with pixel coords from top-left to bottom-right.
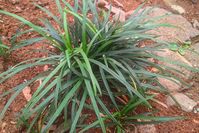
[[0, 0, 199, 133]]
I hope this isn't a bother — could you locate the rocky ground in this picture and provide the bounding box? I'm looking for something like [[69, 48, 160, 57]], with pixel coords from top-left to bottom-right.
[[0, 0, 199, 133]]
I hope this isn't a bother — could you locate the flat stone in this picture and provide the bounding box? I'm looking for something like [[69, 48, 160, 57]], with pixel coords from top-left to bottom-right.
[[158, 77, 181, 92], [147, 7, 199, 42], [184, 43, 199, 68], [137, 124, 157, 133], [154, 49, 193, 79], [166, 93, 197, 112]]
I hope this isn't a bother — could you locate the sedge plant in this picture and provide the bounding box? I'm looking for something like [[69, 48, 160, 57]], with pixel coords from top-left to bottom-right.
[[0, 0, 196, 132]]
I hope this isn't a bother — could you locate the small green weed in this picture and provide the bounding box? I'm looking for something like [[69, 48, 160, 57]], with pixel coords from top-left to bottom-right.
[[169, 41, 191, 55]]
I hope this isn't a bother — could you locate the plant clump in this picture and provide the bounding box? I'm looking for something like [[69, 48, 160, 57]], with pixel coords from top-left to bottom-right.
[[0, 0, 195, 132]]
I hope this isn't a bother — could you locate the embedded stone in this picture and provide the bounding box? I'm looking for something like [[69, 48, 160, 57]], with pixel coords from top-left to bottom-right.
[[158, 77, 181, 92], [147, 7, 199, 42], [154, 49, 193, 80], [166, 93, 197, 112]]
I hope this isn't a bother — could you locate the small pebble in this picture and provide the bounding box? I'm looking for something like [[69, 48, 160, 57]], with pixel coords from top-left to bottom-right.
[[14, 6, 22, 13], [193, 108, 197, 113], [2, 122, 7, 129], [10, 121, 17, 125]]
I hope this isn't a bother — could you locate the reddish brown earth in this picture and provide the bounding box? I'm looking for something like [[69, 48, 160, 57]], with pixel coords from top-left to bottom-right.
[[176, 0, 199, 22], [0, 0, 199, 133]]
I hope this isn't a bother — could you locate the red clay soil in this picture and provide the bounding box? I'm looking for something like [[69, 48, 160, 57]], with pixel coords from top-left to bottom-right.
[[153, 93, 199, 133], [176, 0, 199, 22], [0, 0, 199, 133]]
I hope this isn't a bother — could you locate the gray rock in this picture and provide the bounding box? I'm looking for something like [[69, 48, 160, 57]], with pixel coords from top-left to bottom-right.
[[166, 93, 197, 112], [147, 7, 199, 78], [154, 49, 193, 80], [158, 77, 181, 92], [184, 43, 199, 68], [137, 124, 157, 133], [147, 7, 199, 42]]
